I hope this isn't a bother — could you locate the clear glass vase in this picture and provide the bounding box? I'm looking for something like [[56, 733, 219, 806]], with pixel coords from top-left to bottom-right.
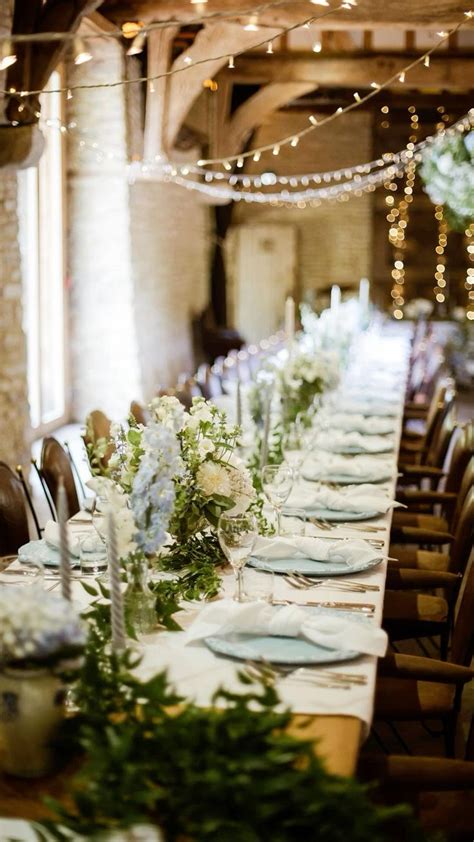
[[124, 556, 156, 636]]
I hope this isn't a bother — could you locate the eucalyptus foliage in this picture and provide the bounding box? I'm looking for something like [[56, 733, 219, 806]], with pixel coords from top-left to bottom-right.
[[36, 609, 426, 842]]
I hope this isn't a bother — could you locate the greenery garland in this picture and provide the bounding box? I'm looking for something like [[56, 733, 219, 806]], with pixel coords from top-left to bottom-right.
[[419, 130, 474, 231], [35, 606, 427, 842]]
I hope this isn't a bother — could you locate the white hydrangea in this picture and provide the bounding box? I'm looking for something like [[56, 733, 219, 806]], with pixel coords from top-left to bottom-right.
[[0, 588, 85, 666], [86, 476, 137, 558], [150, 395, 187, 432], [196, 462, 232, 499]]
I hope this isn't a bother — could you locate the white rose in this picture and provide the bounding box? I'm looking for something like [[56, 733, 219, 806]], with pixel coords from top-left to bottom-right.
[[196, 462, 232, 498]]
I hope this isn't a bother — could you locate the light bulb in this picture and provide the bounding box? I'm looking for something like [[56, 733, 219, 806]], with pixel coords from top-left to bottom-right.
[[399, 71, 406, 83], [424, 55, 430, 67], [74, 37, 92, 65], [127, 32, 146, 55], [266, 42, 274, 54], [244, 14, 259, 31], [0, 40, 17, 71], [312, 40, 322, 53], [228, 55, 235, 69]]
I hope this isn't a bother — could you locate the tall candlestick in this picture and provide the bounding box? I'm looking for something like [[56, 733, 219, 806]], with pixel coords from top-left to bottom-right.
[[359, 277, 370, 313], [107, 511, 126, 652], [57, 480, 71, 602], [260, 387, 272, 469], [330, 285, 341, 315], [285, 296, 295, 354], [236, 377, 242, 428]]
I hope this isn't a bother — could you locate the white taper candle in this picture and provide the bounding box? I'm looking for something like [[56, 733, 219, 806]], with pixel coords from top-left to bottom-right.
[[236, 377, 242, 428], [285, 296, 295, 355], [330, 285, 341, 315], [57, 480, 71, 602], [107, 511, 126, 652]]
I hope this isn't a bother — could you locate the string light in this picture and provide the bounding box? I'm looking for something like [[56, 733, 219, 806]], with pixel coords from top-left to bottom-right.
[[73, 37, 92, 66], [312, 40, 322, 53], [126, 32, 146, 55], [244, 14, 260, 31], [0, 40, 17, 71], [228, 55, 235, 69], [433, 204, 448, 306], [266, 41, 274, 54]]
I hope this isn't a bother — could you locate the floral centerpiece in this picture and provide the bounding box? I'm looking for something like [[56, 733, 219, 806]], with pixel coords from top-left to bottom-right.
[[276, 347, 340, 427], [0, 588, 85, 777], [419, 130, 474, 231]]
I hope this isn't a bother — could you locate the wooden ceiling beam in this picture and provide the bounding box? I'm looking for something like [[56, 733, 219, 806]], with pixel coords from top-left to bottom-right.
[[6, 0, 102, 123], [223, 53, 474, 92]]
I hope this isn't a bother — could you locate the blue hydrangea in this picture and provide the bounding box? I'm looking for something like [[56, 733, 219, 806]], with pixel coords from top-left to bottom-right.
[[130, 421, 182, 554]]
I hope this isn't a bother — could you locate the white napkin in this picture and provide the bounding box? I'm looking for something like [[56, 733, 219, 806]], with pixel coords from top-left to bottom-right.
[[303, 453, 393, 482], [323, 413, 395, 435], [184, 600, 388, 658], [315, 431, 394, 453], [43, 520, 103, 557], [252, 536, 380, 566], [332, 398, 398, 417], [284, 483, 400, 514]]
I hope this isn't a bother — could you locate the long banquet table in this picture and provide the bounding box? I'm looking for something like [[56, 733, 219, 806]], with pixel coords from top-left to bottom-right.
[[0, 326, 411, 830]]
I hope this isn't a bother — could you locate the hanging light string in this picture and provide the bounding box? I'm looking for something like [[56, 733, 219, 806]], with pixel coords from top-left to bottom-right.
[[2, 3, 343, 97], [465, 223, 474, 321], [0, 0, 322, 46], [388, 105, 421, 319], [433, 204, 448, 305], [195, 15, 472, 168]]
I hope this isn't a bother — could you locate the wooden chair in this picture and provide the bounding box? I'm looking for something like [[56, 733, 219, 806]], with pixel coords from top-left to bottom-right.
[[130, 400, 149, 426], [83, 409, 115, 472], [398, 383, 455, 466], [39, 437, 81, 518], [375, 541, 474, 754], [0, 461, 32, 556], [195, 363, 223, 401], [359, 725, 474, 834], [392, 423, 473, 536], [382, 487, 474, 660], [175, 378, 202, 411]]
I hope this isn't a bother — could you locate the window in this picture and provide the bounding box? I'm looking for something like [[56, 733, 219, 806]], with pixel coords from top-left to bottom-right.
[[18, 70, 68, 433]]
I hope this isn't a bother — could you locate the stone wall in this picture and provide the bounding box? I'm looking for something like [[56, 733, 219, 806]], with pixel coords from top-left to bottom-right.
[[0, 0, 31, 467]]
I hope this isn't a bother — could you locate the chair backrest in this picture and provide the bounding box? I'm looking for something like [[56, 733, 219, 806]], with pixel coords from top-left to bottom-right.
[[0, 461, 30, 555], [450, 489, 474, 666], [426, 388, 456, 467], [448, 461, 474, 577], [445, 423, 474, 494], [196, 364, 223, 401], [41, 437, 80, 518], [175, 378, 202, 411], [130, 401, 148, 426], [83, 409, 115, 471]]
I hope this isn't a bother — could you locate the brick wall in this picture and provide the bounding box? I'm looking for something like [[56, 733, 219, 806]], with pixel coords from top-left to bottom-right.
[[0, 0, 31, 467], [234, 109, 374, 303]]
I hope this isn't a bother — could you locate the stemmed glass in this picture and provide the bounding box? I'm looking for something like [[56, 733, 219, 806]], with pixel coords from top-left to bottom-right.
[[261, 464, 294, 536], [218, 512, 258, 602], [282, 422, 306, 484]]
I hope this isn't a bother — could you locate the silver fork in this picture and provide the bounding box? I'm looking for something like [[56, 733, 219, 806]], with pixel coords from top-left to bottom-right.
[[242, 661, 351, 690], [245, 660, 366, 687], [285, 573, 369, 594], [312, 518, 385, 533], [285, 572, 380, 592]]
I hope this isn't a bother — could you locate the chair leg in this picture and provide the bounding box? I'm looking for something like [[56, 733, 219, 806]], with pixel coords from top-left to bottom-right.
[[440, 627, 450, 661], [444, 713, 457, 758]]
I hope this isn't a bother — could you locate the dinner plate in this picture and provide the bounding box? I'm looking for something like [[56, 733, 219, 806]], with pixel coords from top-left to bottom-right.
[[18, 539, 79, 568], [205, 607, 364, 665], [283, 506, 381, 522], [248, 553, 383, 577], [331, 444, 394, 455]]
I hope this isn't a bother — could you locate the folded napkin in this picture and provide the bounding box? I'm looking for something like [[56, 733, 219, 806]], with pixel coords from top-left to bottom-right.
[[303, 453, 393, 482], [315, 431, 394, 454], [184, 600, 388, 658], [324, 413, 395, 436], [332, 398, 398, 417], [44, 520, 103, 557], [284, 483, 400, 514], [252, 535, 379, 566]]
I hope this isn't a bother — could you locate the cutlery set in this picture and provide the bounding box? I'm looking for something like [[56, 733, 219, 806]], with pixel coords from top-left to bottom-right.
[[309, 517, 385, 533], [284, 572, 380, 594], [243, 659, 368, 690], [273, 598, 375, 615]]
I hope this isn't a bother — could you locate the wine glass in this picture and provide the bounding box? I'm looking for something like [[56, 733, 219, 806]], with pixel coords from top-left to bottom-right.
[[261, 464, 294, 536], [282, 423, 305, 484], [217, 512, 258, 602]]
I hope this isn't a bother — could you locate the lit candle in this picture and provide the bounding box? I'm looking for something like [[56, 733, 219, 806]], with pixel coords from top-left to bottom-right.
[[236, 377, 242, 428], [107, 511, 126, 652], [330, 285, 341, 315], [285, 296, 295, 354], [57, 480, 71, 602], [260, 387, 272, 469]]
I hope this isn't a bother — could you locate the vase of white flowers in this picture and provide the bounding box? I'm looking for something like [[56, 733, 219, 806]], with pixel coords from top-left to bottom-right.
[[0, 588, 85, 777]]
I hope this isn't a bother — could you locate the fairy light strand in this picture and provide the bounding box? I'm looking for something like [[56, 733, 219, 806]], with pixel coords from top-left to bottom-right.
[[433, 204, 448, 306], [466, 223, 474, 321]]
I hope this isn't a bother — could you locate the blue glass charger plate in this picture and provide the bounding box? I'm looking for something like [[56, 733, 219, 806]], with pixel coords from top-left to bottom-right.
[[331, 444, 394, 455], [283, 506, 381, 522], [18, 539, 79, 568], [248, 553, 383, 577]]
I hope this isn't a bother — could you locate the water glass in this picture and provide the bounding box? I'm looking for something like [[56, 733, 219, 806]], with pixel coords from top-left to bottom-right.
[[280, 508, 306, 537], [80, 536, 108, 577], [0, 555, 44, 587], [261, 464, 294, 536], [217, 512, 258, 602], [242, 568, 274, 603]]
